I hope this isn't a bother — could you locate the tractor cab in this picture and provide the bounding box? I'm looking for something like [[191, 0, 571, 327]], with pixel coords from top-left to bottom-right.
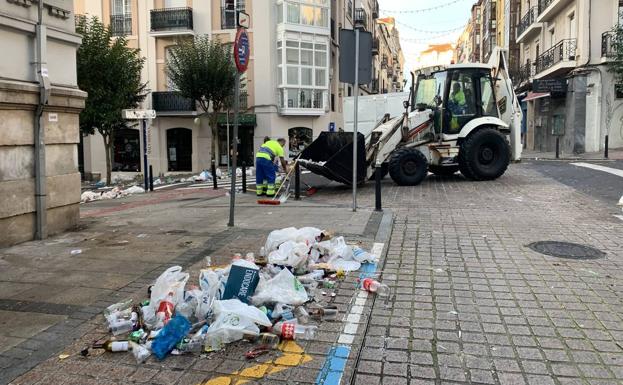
[[412, 64, 499, 137]]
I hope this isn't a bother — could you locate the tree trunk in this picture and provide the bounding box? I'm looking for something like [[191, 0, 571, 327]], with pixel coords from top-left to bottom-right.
[[209, 112, 219, 166], [103, 134, 112, 186]]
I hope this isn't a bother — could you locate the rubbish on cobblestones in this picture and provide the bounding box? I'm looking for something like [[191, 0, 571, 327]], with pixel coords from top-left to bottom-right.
[[151, 314, 191, 360], [618, 195, 623, 210], [80, 191, 102, 203], [92, 339, 130, 352], [58, 353, 70, 360], [216, 168, 223, 178], [70, 249, 82, 255], [124, 185, 145, 194], [361, 278, 390, 298], [222, 260, 260, 303], [153, 178, 163, 186], [96, 226, 380, 364]]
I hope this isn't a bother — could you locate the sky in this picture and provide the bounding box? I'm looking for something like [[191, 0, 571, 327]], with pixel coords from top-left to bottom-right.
[[378, 0, 474, 77]]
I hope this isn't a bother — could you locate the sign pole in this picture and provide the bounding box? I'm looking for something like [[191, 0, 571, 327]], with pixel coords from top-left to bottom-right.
[[352, 27, 359, 212], [142, 119, 148, 191], [228, 71, 240, 227]]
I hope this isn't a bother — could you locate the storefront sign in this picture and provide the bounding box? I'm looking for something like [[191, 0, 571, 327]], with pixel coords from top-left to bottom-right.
[[533, 79, 567, 93]]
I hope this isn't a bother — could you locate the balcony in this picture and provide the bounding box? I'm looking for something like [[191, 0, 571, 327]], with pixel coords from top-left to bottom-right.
[[371, 37, 379, 55], [537, 0, 573, 23], [354, 8, 367, 30], [516, 61, 534, 85], [516, 7, 540, 43], [150, 7, 193, 35], [279, 89, 327, 116], [110, 14, 132, 36], [372, 1, 379, 19], [602, 31, 617, 59], [535, 39, 577, 78], [152, 92, 195, 114], [239, 92, 248, 110], [381, 54, 388, 68], [386, 67, 394, 77]]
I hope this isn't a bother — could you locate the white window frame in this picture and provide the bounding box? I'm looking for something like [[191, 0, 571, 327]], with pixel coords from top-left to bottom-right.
[[277, 31, 329, 114], [277, 0, 330, 28]]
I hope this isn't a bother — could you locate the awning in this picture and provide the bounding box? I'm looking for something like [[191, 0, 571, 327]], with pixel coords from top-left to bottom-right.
[[523, 92, 550, 102]]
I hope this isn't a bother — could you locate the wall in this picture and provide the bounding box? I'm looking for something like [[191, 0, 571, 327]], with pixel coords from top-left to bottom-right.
[[0, 1, 86, 246]]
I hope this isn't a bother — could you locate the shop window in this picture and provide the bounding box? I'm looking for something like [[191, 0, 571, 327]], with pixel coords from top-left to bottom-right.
[[112, 128, 140, 172]]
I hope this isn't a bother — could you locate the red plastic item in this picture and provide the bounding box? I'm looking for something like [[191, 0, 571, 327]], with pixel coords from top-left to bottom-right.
[[157, 292, 175, 324]]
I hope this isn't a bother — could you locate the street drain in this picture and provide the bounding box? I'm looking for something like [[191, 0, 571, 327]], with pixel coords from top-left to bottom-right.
[[527, 241, 605, 260]]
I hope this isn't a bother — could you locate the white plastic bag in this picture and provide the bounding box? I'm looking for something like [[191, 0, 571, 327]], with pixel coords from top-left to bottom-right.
[[295, 227, 323, 245], [130, 341, 151, 364], [212, 299, 272, 327], [264, 227, 299, 252], [268, 241, 310, 268], [251, 268, 309, 306], [149, 266, 189, 311], [177, 289, 200, 319], [204, 298, 271, 347], [316, 236, 353, 261], [352, 247, 379, 263], [123, 185, 145, 194], [195, 269, 226, 320]]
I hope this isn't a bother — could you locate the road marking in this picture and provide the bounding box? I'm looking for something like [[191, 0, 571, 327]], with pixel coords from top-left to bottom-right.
[[314, 242, 385, 385], [571, 162, 623, 178], [202, 341, 312, 385]]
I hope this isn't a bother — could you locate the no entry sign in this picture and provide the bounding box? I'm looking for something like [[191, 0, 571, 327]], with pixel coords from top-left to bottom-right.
[[234, 28, 250, 73]]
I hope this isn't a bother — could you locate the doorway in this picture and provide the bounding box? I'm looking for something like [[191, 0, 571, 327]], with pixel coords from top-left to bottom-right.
[[167, 127, 192, 171]]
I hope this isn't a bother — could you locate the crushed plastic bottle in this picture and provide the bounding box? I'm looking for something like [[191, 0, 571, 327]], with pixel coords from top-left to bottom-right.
[[104, 299, 132, 319], [108, 319, 133, 336], [361, 278, 390, 298], [309, 306, 339, 321], [294, 307, 310, 324], [176, 336, 205, 354], [297, 270, 324, 284], [272, 303, 294, 320], [273, 321, 317, 340]]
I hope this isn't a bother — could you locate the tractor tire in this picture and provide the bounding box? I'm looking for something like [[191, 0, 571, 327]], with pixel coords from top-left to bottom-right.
[[429, 165, 459, 176], [458, 128, 510, 181], [368, 163, 389, 181], [389, 148, 428, 186]]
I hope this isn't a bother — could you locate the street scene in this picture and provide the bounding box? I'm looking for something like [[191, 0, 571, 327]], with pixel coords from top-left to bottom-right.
[[1, 1, 623, 385]]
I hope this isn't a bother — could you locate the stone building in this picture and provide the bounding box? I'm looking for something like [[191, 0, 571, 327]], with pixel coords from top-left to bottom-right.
[[0, 0, 85, 246]]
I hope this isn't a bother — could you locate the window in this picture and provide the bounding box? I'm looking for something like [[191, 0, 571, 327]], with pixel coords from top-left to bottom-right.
[[278, 33, 329, 111], [480, 75, 498, 117], [615, 84, 623, 99], [281, 0, 329, 28], [111, 0, 132, 35], [112, 0, 130, 15], [221, 0, 245, 29]]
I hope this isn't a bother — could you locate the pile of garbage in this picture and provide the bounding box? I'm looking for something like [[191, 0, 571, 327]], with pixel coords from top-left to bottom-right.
[[85, 227, 385, 363], [80, 185, 145, 203]]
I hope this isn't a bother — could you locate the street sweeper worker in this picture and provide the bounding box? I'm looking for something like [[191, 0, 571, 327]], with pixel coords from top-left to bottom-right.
[[256, 138, 288, 197]]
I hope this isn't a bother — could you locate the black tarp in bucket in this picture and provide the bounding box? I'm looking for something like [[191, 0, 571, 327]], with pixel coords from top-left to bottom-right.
[[299, 132, 366, 185]]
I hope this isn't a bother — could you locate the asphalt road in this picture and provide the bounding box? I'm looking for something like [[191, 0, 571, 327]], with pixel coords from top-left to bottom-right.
[[526, 160, 623, 209]]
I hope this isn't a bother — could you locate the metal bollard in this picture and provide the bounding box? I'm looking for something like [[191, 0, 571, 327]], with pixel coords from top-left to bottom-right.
[[295, 161, 301, 200], [605, 135, 609, 159], [375, 164, 382, 212], [211, 162, 218, 189], [241, 161, 247, 193], [555, 137, 560, 159], [149, 165, 154, 192]]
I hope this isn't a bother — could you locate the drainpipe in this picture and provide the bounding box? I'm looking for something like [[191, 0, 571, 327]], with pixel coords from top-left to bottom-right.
[[35, 0, 51, 239]]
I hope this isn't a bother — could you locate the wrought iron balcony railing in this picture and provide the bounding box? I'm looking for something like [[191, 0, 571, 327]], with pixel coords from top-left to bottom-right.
[[354, 8, 367, 30], [152, 91, 195, 112], [602, 31, 617, 58], [150, 7, 193, 32], [535, 39, 576, 74], [372, 1, 379, 19], [517, 61, 534, 84], [538, 0, 555, 15], [517, 7, 537, 38], [372, 37, 379, 55], [110, 14, 132, 36]]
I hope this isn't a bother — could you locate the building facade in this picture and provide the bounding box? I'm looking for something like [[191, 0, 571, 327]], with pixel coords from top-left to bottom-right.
[[515, 0, 623, 154], [74, 0, 402, 179], [470, 1, 484, 63], [1, 0, 86, 246], [414, 43, 456, 69]]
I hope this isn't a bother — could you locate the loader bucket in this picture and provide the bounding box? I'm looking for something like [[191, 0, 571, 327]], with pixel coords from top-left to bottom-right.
[[298, 132, 366, 185]]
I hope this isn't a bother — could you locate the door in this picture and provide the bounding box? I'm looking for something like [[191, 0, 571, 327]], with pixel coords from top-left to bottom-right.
[[444, 70, 478, 134], [167, 128, 192, 171]]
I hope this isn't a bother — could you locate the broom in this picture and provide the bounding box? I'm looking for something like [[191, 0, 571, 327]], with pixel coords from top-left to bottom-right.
[[257, 160, 297, 205]]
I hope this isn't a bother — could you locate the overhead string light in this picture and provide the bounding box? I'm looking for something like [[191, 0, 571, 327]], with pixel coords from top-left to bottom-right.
[[395, 21, 467, 34], [380, 0, 470, 14]]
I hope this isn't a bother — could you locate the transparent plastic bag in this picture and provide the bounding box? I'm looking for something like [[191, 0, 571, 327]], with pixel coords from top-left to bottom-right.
[[251, 268, 309, 306], [149, 266, 189, 311]]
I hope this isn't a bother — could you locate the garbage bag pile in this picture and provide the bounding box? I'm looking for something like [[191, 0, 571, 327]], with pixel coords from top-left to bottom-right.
[[87, 227, 382, 362], [80, 186, 145, 203]]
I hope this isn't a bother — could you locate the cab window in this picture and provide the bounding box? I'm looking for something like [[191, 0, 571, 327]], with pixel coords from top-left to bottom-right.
[[480, 75, 498, 117]]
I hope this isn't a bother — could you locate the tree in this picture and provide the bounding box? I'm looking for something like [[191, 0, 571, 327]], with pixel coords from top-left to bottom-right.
[[166, 35, 236, 164], [607, 22, 623, 86], [75, 16, 147, 185]]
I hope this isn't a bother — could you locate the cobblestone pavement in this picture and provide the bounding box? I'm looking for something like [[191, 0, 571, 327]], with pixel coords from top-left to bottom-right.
[[315, 164, 623, 385]]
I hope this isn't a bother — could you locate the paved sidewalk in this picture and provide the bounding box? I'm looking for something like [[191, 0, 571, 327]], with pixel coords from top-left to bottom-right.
[[1, 187, 391, 385], [522, 147, 623, 161]]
